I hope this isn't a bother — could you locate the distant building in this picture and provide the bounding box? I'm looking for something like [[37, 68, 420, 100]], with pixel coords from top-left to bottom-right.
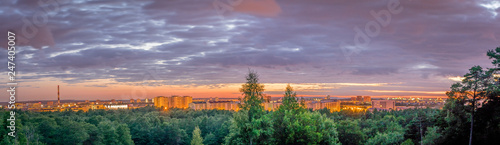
[[89, 104, 105, 110], [105, 104, 128, 109], [182, 96, 193, 109], [208, 101, 231, 110], [305, 101, 322, 110], [171, 96, 182, 108], [363, 96, 371, 103], [130, 99, 135, 103], [263, 95, 271, 103], [154, 95, 193, 110], [189, 102, 207, 110], [356, 96, 363, 102], [372, 100, 395, 110], [351, 97, 356, 101], [47, 101, 54, 107], [321, 100, 341, 112], [189, 101, 239, 111], [305, 100, 341, 112], [154, 96, 169, 109], [342, 104, 371, 111], [263, 102, 281, 111], [30, 102, 42, 109]]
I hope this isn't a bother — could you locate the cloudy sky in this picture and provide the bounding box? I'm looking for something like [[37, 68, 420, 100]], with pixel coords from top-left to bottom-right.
[[1, 0, 499, 101]]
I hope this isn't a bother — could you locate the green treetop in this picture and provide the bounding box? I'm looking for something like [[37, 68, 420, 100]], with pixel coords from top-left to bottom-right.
[[239, 70, 265, 120], [191, 126, 204, 145], [280, 84, 301, 112]]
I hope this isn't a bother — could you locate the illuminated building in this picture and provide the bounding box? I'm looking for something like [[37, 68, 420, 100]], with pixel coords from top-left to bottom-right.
[[154, 96, 169, 109], [356, 96, 363, 102], [89, 104, 105, 110], [171, 96, 183, 108], [40, 108, 56, 112], [28, 102, 43, 110], [154, 95, 193, 110], [372, 100, 395, 110], [189, 101, 239, 111], [14, 103, 23, 110], [47, 101, 54, 107], [230, 102, 240, 111], [105, 104, 128, 109], [208, 101, 231, 110], [181, 96, 193, 109], [305, 101, 322, 110], [363, 96, 371, 103], [342, 104, 371, 111], [189, 102, 207, 110], [321, 100, 341, 112], [305, 100, 341, 112], [263, 102, 281, 111]]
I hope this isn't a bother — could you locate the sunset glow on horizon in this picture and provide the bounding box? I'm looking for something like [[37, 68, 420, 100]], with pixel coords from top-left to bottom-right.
[[14, 81, 450, 101]]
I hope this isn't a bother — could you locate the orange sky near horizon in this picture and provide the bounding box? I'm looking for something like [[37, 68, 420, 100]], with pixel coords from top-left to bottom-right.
[[7, 79, 448, 102]]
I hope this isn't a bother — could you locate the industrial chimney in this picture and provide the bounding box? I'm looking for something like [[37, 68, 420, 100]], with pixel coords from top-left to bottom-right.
[[58, 85, 60, 107]]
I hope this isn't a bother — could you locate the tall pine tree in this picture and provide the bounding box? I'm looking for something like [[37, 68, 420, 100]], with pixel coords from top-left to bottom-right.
[[239, 70, 265, 120], [191, 126, 204, 145], [226, 70, 268, 145]]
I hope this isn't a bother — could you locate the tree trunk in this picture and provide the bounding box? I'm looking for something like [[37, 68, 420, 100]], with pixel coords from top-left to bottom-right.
[[420, 115, 423, 145], [469, 112, 474, 145], [469, 86, 477, 145]]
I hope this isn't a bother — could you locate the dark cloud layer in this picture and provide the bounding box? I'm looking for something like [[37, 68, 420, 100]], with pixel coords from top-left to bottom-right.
[[0, 0, 499, 96]]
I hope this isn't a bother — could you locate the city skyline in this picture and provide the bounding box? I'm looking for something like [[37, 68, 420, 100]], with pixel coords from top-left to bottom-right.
[[5, 92, 447, 102], [5, 83, 450, 102], [2, 0, 500, 101]]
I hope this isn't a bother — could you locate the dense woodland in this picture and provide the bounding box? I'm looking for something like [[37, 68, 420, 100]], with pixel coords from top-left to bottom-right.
[[1, 47, 500, 145]]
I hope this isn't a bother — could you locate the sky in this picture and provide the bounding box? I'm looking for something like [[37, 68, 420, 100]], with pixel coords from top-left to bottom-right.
[[1, 0, 500, 101]]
